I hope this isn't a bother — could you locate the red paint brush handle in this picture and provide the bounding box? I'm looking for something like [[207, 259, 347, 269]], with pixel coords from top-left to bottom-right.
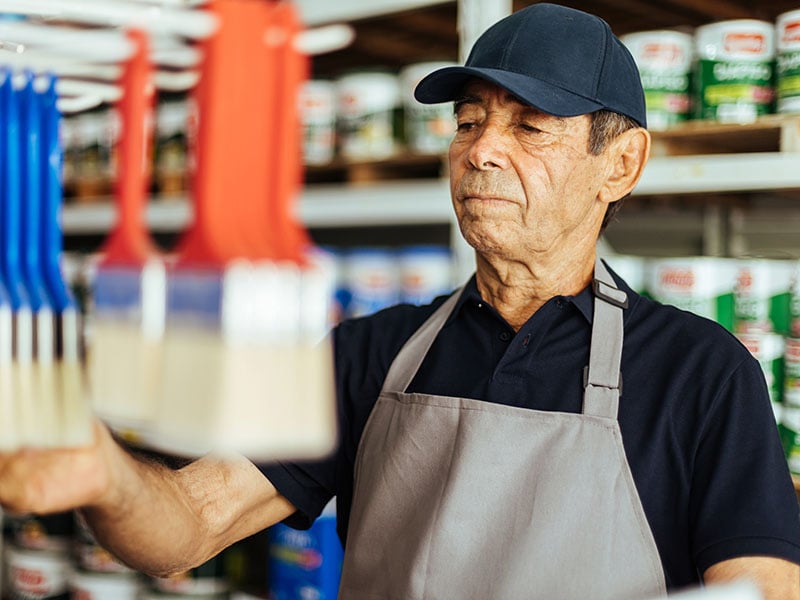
[[102, 29, 157, 266]]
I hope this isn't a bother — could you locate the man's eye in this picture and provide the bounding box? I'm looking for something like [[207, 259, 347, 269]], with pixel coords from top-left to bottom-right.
[[456, 121, 476, 132], [519, 123, 542, 133]]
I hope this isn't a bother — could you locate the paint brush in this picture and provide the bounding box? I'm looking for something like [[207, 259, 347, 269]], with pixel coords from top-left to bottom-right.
[[152, 0, 335, 460], [39, 74, 93, 447], [86, 29, 165, 440], [0, 68, 35, 449], [19, 71, 60, 448]]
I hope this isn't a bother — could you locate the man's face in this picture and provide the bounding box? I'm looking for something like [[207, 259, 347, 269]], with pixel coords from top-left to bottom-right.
[[448, 79, 614, 263]]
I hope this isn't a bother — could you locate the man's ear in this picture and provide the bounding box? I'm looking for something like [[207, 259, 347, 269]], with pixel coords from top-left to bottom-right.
[[598, 128, 651, 205]]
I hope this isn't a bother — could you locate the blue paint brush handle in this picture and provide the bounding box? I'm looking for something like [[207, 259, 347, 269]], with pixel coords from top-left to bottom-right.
[[40, 75, 75, 314], [0, 69, 30, 312], [20, 72, 51, 313]]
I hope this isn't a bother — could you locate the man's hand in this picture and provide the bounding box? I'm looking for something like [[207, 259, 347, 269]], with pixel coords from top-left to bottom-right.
[[0, 421, 118, 515]]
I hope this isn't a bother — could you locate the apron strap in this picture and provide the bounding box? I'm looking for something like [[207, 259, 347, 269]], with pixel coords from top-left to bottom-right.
[[583, 257, 627, 419], [381, 288, 464, 394]]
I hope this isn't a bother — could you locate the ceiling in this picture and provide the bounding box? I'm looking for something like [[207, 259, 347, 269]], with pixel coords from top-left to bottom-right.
[[312, 0, 800, 77]]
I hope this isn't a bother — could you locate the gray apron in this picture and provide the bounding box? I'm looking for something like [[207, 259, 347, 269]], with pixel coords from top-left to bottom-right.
[[339, 259, 667, 600]]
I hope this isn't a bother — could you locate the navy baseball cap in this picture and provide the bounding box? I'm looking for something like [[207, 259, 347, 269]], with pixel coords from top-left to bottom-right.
[[414, 3, 647, 128]]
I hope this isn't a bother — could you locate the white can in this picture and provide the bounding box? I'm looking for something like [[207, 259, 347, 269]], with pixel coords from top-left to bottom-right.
[[400, 62, 457, 154], [299, 80, 337, 165], [397, 246, 454, 305], [336, 72, 401, 160], [601, 255, 647, 295], [733, 259, 794, 335], [6, 545, 70, 599], [68, 571, 141, 600], [694, 20, 775, 123], [343, 248, 400, 318], [737, 332, 786, 409], [785, 336, 800, 407], [646, 257, 737, 330], [621, 30, 693, 130], [777, 10, 800, 113]]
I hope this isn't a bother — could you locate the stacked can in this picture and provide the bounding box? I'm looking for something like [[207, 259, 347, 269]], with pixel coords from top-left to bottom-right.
[[780, 262, 800, 475], [693, 20, 775, 122], [621, 30, 693, 130], [399, 62, 457, 154], [3, 514, 73, 600], [335, 71, 403, 161], [268, 499, 343, 600], [300, 80, 337, 165], [646, 257, 737, 331], [776, 9, 800, 114], [733, 259, 794, 416]]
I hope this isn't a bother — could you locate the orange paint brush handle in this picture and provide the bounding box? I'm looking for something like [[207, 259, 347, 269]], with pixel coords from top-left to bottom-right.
[[102, 29, 157, 267], [271, 2, 311, 264]]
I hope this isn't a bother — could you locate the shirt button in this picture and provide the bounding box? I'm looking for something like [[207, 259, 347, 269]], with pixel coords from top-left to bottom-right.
[[477, 302, 483, 309], [499, 331, 511, 342]]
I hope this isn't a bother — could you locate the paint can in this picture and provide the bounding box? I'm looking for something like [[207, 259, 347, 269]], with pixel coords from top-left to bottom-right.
[[299, 80, 337, 165], [335, 72, 402, 160], [694, 20, 775, 122], [646, 257, 737, 330], [399, 61, 457, 154], [342, 248, 400, 318], [397, 246, 453, 306], [737, 332, 786, 412], [5, 545, 70, 600], [621, 30, 693, 130], [733, 259, 794, 335], [9, 514, 72, 553], [776, 9, 800, 113], [68, 570, 142, 600]]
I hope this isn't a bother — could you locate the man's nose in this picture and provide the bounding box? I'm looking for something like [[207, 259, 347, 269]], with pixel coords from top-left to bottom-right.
[[466, 122, 511, 170]]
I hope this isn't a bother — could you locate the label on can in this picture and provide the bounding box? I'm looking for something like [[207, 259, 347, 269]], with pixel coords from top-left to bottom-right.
[[779, 404, 800, 474], [343, 249, 400, 318], [777, 10, 800, 113], [300, 80, 337, 165], [733, 259, 793, 334], [68, 571, 141, 600], [621, 31, 693, 130], [400, 62, 457, 154], [646, 257, 736, 330], [737, 332, 786, 405], [784, 337, 800, 407], [7, 546, 70, 600], [397, 246, 453, 305], [336, 72, 402, 160], [694, 21, 775, 122]]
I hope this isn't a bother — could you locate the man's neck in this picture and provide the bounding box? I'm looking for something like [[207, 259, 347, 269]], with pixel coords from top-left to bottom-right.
[[474, 250, 596, 331]]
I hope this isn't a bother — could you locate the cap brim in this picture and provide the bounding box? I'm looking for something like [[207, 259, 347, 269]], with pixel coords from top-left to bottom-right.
[[414, 66, 605, 118]]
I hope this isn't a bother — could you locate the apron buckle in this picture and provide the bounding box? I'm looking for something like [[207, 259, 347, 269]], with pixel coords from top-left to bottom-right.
[[593, 279, 628, 309]]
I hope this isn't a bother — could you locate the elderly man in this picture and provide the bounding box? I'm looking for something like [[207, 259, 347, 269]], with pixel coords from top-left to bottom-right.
[[1, 3, 799, 599]]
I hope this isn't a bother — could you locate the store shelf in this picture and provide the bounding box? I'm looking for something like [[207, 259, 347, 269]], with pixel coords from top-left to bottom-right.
[[61, 179, 453, 235], [635, 152, 800, 196]]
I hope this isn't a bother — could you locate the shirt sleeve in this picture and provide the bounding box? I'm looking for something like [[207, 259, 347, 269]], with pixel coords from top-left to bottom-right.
[[690, 353, 800, 573]]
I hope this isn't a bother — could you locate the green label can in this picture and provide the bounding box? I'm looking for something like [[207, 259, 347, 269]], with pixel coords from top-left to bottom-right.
[[733, 259, 794, 335], [646, 257, 736, 330], [777, 10, 800, 113], [784, 337, 800, 407], [694, 20, 775, 122], [791, 262, 800, 336], [621, 30, 693, 130], [779, 404, 800, 474], [737, 332, 786, 407]]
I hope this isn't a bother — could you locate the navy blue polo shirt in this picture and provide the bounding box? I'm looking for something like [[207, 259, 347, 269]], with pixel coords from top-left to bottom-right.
[[260, 267, 800, 590]]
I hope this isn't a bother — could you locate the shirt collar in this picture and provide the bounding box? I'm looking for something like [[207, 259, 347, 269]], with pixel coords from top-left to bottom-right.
[[448, 261, 639, 326]]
